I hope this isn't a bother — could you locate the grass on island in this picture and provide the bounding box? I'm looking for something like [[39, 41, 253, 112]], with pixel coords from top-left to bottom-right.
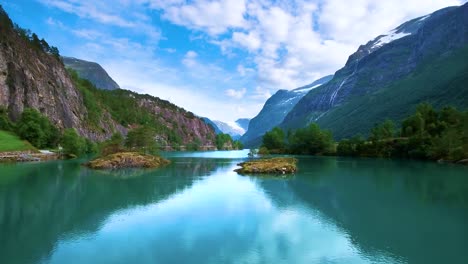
[[235, 157, 297, 175], [0, 130, 35, 152], [86, 152, 171, 169]]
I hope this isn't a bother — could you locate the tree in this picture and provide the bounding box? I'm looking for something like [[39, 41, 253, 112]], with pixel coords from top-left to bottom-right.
[[262, 127, 285, 151], [61, 128, 85, 156], [16, 108, 58, 148], [233, 140, 243, 150], [125, 126, 159, 153], [370, 120, 395, 142], [0, 107, 12, 131], [288, 123, 334, 155], [216, 133, 233, 150], [100, 132, 124, 155]]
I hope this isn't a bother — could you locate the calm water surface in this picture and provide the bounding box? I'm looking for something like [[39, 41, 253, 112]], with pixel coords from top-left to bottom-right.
[[0, 150, 467, 264]]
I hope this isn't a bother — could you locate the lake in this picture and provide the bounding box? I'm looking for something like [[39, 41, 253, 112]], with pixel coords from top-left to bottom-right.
[[0, 150, 467, 264]]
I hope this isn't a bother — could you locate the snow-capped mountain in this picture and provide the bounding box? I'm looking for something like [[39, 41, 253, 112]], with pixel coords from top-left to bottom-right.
[[240, 75, 333, 147], [212, 120, 250, 140], [282, 3, 468, 139]]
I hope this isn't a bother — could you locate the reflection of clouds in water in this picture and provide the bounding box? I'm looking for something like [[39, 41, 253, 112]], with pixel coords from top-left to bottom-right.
[[47, 165, 400, 264]]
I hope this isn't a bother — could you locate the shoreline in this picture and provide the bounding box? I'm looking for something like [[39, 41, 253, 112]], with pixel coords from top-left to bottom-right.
[[0, 151, 59, 163]]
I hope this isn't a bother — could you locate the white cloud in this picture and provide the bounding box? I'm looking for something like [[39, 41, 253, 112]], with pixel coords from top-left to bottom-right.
[[251, 86, 272, 100], [40, 0, 135, 27], [152, 0, 248, 35], [182, 50, 198, 67], [232, 31, 261, 51], [225, 88, 247, 99], [71, 29, 103, 40], [39, 0, 162, 41], [38, 0, 467, 123], [211, 0, 465, 90]]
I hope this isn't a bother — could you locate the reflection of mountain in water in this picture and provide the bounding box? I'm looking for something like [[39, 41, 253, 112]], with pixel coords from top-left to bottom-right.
[[264, 157, 468, 264], [0, 158, 218, 264]]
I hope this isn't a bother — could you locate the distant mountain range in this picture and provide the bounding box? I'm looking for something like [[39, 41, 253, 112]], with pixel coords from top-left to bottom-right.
[[241, 3, 468, 147], [241, 75, 333, 147], [62, 56, 120, 90], [202, 118, 251, 140]]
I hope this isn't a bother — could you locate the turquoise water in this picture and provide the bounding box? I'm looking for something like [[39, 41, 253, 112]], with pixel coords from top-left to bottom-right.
[[0, 151, 467, 264]]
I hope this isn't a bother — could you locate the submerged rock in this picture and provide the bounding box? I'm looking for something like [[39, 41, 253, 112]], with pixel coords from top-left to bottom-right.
[[86, 152, 170, 169], [235, 157, 297, 175]]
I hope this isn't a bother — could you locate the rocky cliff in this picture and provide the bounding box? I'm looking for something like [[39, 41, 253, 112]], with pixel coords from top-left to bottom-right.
[[282, 3, 468, 139], [0, 6, 215, 147], [0, 7, 113, 141]]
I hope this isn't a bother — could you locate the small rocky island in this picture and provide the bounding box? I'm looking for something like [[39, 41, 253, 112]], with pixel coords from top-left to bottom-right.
[[235, 157, 297, 175], [86, 152, 170, 169]]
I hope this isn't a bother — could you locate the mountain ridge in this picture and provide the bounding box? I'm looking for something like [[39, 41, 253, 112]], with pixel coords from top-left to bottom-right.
[[62, 56, 120, 91], [281, 3, 468, 139]]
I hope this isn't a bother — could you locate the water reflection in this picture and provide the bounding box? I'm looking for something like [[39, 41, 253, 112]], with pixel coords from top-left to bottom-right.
[[44, 164, 387, 264], [0, 155, 467, 264], [0, 158, 218, 264], [286, 157, 468, 264]]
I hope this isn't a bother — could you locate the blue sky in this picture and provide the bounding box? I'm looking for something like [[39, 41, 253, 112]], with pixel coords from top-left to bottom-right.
[[2, 0, 466, 122]]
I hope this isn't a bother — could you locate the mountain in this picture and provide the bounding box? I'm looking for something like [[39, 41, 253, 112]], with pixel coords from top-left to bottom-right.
[[212, 120, 246, 140], [235, 118, 250, 131], [201, 117, 222, 134], [282, 3, 468, 139], [241, 75, 333, 147], [62, 56, 120, 90], [0, 6, 215, 148]]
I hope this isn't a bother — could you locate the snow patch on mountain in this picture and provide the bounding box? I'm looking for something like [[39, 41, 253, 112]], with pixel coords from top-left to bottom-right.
[[293, 83, 323, 94], [371, 30, 412, 50], [226, 121, 246, 135]]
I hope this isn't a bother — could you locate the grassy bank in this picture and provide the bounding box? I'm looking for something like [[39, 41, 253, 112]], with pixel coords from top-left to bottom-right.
[[0, 130, 35, 152]]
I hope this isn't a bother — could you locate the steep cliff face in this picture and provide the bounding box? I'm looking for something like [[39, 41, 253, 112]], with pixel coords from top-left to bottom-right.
[[282, 4, 468, 138], [241, 75, 332, 147], [0, 7, 215, 146], [0, 7, 116, 141], [137, 97, 215, 147], [62, 56, 120, 90]]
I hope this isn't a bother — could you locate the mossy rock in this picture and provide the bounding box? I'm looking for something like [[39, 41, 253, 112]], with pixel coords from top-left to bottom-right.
[[235, 157, 297, 175], [86, 152, 170, 169]]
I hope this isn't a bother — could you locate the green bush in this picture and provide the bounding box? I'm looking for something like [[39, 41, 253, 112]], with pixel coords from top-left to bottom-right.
[[16, 108, 59, 148], [61, 128, 86, 156]]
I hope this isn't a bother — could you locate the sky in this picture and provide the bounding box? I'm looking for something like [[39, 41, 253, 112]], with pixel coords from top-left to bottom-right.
[[1, 0, 466, 123]]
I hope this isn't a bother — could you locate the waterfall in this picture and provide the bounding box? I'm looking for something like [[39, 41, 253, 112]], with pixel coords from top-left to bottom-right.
[[329, 60, 360, 107]]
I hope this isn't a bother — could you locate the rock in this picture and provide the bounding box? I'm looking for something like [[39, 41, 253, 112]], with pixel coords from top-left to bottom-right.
[[85, 152, 170, 170], [235, 157, 297, 175]]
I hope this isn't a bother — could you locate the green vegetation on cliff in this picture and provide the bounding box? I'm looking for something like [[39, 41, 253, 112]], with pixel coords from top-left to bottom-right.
[[68, 69, 208, 148]]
